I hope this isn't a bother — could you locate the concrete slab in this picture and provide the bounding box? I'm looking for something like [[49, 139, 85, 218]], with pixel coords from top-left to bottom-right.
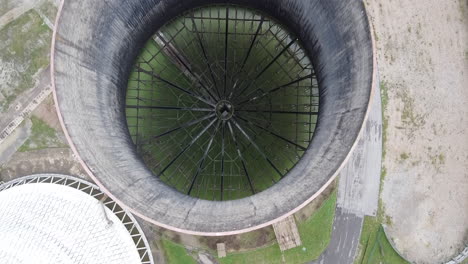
[[216, 243, 226, 258], [337, 79, 382, 217], [272, 215, 302, 251], [0, 119, 31, 166]]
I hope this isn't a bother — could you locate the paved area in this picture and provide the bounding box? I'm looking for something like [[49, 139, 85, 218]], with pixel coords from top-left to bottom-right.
[[310, 208, 363, 264], [310, 72, 382, 264], [0, 119, 31, 165], [337, 85, 382, 217]]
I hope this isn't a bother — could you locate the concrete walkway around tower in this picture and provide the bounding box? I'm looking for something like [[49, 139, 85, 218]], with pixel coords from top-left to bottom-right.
[[310, 72, 382, 264]]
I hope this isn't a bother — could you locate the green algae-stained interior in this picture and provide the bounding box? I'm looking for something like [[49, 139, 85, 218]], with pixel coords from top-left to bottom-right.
[[125, 5, 319, 201]]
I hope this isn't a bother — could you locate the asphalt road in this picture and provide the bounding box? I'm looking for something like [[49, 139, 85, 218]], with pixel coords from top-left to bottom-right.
[[310, 208, 364, 264]]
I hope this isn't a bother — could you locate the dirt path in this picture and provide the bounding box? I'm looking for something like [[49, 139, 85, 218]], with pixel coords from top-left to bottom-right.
[[365, 0, 468, 263]]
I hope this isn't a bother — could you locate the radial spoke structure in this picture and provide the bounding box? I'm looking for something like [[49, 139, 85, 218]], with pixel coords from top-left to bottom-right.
[[125, 5, 319, 201]]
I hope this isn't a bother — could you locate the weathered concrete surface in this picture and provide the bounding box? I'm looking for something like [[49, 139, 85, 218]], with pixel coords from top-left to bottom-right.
[[53, 0, 374, 234], [0, 119, 31, 165], [337, 78, 382, 217], [310, 71, 382, 264]]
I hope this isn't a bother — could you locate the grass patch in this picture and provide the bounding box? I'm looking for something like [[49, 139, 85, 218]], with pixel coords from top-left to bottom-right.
[[218, 243, 282, 264], [18, 116, 64, 152], [399, 152, 410, 162], [0, 9, 51, 112], [354, 184, 407, 264], [198, 226, 277, 253], [238, 228, 276, 249], [429, 152, 446, 172], [218, 191, 337, 264], [397, 88, 425, 130], [161, 238, 197, 264], [380, 81, 389, 158], [356, 221, 408, 264], [438, 153, 445, 164]]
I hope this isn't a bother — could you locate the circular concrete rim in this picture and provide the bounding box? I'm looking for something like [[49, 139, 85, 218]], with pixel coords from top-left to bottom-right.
[[51, 0, 376, 236]]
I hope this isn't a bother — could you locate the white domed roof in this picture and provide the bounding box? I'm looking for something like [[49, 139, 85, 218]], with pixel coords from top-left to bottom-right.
[[0, 176, 151, 264]]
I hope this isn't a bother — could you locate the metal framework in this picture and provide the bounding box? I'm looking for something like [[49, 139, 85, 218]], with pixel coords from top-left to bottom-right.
[[125, 5, 319, 201], [0, 175, 154, 264]]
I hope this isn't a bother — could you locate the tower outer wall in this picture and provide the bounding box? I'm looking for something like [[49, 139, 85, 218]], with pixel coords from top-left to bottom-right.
[[52, 0, 376, 235]]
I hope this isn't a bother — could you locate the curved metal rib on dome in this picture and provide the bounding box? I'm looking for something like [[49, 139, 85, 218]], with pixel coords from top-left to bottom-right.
[[52, 0, 375, 235], [0, 174, 154, 264]]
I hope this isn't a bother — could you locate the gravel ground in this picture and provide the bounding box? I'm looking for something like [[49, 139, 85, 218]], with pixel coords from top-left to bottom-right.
[[365, 0, 468, 263]]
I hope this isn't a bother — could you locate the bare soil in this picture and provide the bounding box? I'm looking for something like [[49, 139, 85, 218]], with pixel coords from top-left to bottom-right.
[[365, 0, 468, 263], [33, 95, 62, 131], [294, 180, 337, 222], [0, 148, 90, 182]]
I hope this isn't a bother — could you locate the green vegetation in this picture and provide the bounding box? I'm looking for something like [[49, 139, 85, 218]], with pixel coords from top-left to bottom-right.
[[218, 191, 337, 264], [429, 152, 446, 172], [380, 81, 389, 159], [218, 242, 282, 264], [161, 239, 197, 264], [353, 168, 407, 264], [0, 10, 51, 111], [355, 220, 408, 264], [438, 153, 445, 164], [238, 229, 276, 249], [398, 88, 425, 129], [399, 152, 410, 161], [18, 116, 65, 152]]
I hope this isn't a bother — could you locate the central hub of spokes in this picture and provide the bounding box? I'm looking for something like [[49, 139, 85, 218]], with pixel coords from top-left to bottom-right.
[[215, 100, 234, 121]]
